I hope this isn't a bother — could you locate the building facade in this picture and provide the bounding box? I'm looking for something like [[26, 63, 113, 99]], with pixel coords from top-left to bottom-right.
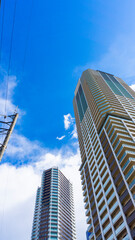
[[31, 167, 76, 240], [73, 69, 135, 239]]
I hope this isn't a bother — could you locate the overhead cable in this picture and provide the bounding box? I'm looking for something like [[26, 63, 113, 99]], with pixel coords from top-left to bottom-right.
[[0, 0, 6, 63], [5, 0, 17, 115], [22, 0, 35, 76]]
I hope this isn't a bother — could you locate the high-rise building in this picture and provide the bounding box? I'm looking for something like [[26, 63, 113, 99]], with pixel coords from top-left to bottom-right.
[[73, 69, 135, 240], [31, 167, 76, 240]]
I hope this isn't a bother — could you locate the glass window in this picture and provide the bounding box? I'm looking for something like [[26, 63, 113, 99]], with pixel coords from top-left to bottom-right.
[[108, 74, 133, 99], [99, 71, 123, 96], [76, 85, 88, 122], [76, 92, 83, 121]]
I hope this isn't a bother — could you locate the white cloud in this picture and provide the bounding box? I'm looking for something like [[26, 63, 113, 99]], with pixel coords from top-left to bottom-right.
[[0, 148, 87, 240], [64, 113, 74, 130], [63, 113, 78, 139], [130, 84, 135, 91], [0, 164, 40, 212], [36, 151, 63, 170], [6, 133, 44, 161], [0, 163, 40, 240], [1, 196, 35, 240], [0, 74, 17, 115], [0, 98, 16, 116], [56, 135, 65, 140], [0, 72, 24, 119], [71, 124, 78, 139]]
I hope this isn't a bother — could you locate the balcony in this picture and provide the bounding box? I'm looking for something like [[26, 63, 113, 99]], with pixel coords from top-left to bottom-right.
[[107, 152, 113, 164], [98, 155, 104, 168], [100, 165, 107, 177], [105, 185, 113, 197], [85, 201, 89, 209], [119, 189, 130, 205], [93, 173, 98, 184], [92, 169, 98, 180], [99, 204, 106, 216], [87, 181, 91, 189], [93, 215, 98, 225], [88, 187, 93, 196], [112, 211, 121, 224], [82, 183, 86, 191], [107, 234, 114, 240], [123, 199, 134, 215], [109, 158, 116, 170], [97, 190, 103, 202], [81, 178, 85, 185], [101, 213, 108, 225], [87, 223, 92, 232], [127, 210, 135, 226], [86, 208, 90, 216], [94, 181, 101, 193], [96, 234, 102, 240], [123, 235, 130, 240], [90, 200, 95, 209], [101, 171, 108, 182], [131, 228, 135, 239], [112, 165, 119, 178], [81, 171, 84, 180], [95, 224, 100, 235], [129, 178, 135, 190], [97, 196, 104, 208], [92, 207, 97, 217], [89, 232, 94, 240], [103, 223, 111, 235], [84, 194, 88, 203], [87, 215, 91, 224], [115, 222, 125, 236], [89, 193, 94, 202], [110, 202, 118, 214], [83, 188, 87, 196], [114, 172, 122, 186], [117, 180, 125, 195], [103, 177, 110, 188]]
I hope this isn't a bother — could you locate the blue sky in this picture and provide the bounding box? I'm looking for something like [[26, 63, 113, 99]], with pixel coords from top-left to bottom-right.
[[0, 0, 135, 239], [1, 0, 135, 150]]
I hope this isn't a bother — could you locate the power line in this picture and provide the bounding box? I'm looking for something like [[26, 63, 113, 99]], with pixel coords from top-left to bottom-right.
[[5, 0, 17, 115], [22, 0, 34, 76], [0, 0, 6, 63]]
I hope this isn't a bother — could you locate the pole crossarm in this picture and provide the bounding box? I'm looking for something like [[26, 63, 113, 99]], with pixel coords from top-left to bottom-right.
[[0, 113, 18, 162]]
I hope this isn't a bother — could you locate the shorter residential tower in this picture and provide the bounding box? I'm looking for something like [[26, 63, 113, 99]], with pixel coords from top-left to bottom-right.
[[31, 167, 76, 240]]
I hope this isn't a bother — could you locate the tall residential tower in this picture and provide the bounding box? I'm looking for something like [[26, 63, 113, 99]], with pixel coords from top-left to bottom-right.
[[31, 167, 76, 240], [73, 69, 135, 239]]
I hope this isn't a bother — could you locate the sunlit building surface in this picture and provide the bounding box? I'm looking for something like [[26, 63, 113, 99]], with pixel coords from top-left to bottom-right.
[[31, 167, 76, 240], [73, 69, 135, 239]]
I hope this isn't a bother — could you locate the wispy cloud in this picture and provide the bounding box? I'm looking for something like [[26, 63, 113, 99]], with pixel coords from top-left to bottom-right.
[[56, 135, 65, 140], [71, 124, 78, 139], [64, 113, 74, 130], [74, 34, 135, 85], [0, 70, 24, 117], [0, 73, 17, 115], [63, 113, 78, 139], [6, 133, 44, 163]]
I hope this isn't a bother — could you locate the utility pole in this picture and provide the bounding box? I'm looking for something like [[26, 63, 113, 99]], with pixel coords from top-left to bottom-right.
[[0, 113, 18, 161]]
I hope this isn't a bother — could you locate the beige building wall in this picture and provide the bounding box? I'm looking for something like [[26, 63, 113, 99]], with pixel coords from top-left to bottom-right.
[[73, 69, 135, 240]]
